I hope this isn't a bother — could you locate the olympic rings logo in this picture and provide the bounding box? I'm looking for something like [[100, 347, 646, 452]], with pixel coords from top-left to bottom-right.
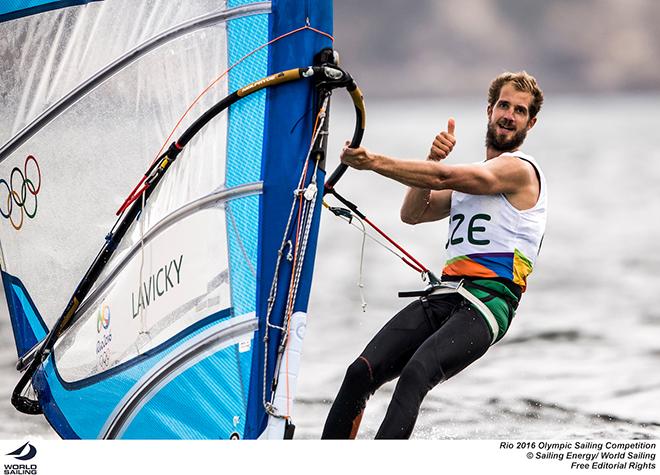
[[0, 155, 41, 230]]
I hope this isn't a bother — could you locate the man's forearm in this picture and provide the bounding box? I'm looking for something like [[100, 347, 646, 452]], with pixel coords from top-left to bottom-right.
[[371, 154, 450, 189]]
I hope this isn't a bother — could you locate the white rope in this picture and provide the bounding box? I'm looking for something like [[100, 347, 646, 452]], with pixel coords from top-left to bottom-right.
[[283, 159, 320, 321], [262, 96, 329, 416], [332, 211, 369, 312], [354, 215, 368, 312], [323, 200, 440, 312], [324, 202, 415, 271]]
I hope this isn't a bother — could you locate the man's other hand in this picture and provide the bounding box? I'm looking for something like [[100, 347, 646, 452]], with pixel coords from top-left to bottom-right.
[[428, 118, 456, 161]]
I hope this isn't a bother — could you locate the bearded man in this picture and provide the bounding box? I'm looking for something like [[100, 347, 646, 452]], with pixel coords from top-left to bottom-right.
[[321, 71, 547, 439]]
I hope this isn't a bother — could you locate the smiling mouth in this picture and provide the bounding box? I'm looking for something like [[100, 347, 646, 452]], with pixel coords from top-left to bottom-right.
[[497, 123, 515, 133]]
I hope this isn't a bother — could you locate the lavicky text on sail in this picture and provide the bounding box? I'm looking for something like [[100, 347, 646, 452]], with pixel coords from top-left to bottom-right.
[[131, 255, 183, 318]]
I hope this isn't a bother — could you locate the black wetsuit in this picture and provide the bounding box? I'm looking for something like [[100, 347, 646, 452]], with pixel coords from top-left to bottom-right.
[[321, 281, 519, 439]]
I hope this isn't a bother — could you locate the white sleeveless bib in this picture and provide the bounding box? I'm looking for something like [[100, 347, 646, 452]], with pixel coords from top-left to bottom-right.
[[442, 151, 547, 291]]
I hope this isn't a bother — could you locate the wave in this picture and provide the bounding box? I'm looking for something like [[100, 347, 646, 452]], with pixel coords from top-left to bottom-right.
[[503, 330, 599, 345]]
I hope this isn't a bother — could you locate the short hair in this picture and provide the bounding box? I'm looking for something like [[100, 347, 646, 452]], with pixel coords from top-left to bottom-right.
[[488, 71, 544, 120]]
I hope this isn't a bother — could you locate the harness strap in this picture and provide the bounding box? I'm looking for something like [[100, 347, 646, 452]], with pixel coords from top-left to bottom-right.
[[429, 281, 500, 344], [462, 280, 519, 311]]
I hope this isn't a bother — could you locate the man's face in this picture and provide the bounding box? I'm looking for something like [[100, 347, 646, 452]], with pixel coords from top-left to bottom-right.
[[486, 83, 536, 152]]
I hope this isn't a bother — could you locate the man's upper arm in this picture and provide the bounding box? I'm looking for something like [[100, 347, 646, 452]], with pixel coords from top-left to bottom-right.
[[442, 155, 531, 195], [428, 189, 452, 220]]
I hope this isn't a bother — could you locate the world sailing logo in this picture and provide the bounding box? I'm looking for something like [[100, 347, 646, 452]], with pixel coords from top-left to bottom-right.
[[132, 255, 184, 318], [4, 443, 36, 461], [0, 155, 41, 231], [4, 441, 37, 475]]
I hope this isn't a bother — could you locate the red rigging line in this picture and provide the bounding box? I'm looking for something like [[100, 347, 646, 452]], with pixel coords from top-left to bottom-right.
[[116, 25, 335, 216], [362, 216, 428, 273], [325, 189, 432, 276], [282, 101, 328, 417]]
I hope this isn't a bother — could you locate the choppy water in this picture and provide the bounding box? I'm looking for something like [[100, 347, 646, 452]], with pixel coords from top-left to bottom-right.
[[2, 94, 660, 439]]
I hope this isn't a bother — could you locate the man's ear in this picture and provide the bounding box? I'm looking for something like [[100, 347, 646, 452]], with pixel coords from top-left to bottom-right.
[[487, 105, 493, 116], [527, 116, 537, 131]]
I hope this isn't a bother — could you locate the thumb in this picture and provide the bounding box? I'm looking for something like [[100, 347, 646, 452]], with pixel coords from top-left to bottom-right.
[[447, 117, 456, 136]]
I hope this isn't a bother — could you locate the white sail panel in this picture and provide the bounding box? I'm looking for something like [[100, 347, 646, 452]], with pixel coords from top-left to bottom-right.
[[54, 204, 232, 382]]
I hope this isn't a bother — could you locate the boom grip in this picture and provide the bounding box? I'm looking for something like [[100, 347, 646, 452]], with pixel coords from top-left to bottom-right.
[[324, 83, 365, 192]]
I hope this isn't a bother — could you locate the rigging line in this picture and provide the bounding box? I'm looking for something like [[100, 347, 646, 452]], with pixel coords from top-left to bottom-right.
[[281, 189, 315, 417], [281, 108, 325, 328], [282, 158, 321, 416], [323, 202, 424, 274], [287, 171, 320, 318], [282, 185, 304, 418], [362, 214, 426, 273], [262, 98, 328, 416], [264, 132, 322, 331], [264, 95, 328, 331], [117, 25, 335, 216], [262, 135, 316, 411], [261, 67, 367, 416], [325, 190, 428, 274], [266, 101, 327, 418], [284, 97, 327, 318], [323, 201, 410, 262], [285, 146, 314, 313], [323, 202, 425, 292], [351, 213, 369, 312], [277, 98, 326, 412]]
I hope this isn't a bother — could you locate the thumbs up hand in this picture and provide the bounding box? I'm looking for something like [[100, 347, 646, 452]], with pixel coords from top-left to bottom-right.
[[428, 118, 456, 161]]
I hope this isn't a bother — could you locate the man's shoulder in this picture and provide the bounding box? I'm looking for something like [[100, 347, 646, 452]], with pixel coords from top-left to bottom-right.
[[495, 150, 540, 169], [494, 150, 536, 163], [493, 151, 542, 178]]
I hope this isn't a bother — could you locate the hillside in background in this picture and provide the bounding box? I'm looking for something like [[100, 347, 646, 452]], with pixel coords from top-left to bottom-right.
[[334, 0, 660, 97]]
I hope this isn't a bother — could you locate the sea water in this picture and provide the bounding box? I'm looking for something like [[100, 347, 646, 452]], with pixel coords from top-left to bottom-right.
[[1, 94, 659, 439]]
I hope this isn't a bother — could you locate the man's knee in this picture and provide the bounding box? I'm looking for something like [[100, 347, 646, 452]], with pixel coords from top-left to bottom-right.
[[343, 356, 374, 388]]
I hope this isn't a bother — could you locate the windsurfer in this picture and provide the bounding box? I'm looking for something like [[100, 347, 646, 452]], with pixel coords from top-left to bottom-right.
[[321, 71, 546, 439]]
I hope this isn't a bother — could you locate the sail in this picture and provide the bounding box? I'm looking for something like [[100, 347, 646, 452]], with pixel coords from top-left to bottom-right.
[[0, 0, 334, 439]]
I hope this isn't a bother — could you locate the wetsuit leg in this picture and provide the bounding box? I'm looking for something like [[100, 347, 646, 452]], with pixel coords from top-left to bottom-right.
[[321, 295, 461, 439], [375, 304, 492, 439]]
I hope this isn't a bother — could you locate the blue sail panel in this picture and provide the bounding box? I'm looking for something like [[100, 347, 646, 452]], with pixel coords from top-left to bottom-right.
[[0, 0, 101, 22], [119, 345, 254, 439], [1, 271, 48, 358], [36, 310, 261, 439], [35, 309, 239, 439]]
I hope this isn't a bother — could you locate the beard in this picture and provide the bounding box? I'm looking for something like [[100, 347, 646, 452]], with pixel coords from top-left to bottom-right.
[[485, 120, 527, 152]]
